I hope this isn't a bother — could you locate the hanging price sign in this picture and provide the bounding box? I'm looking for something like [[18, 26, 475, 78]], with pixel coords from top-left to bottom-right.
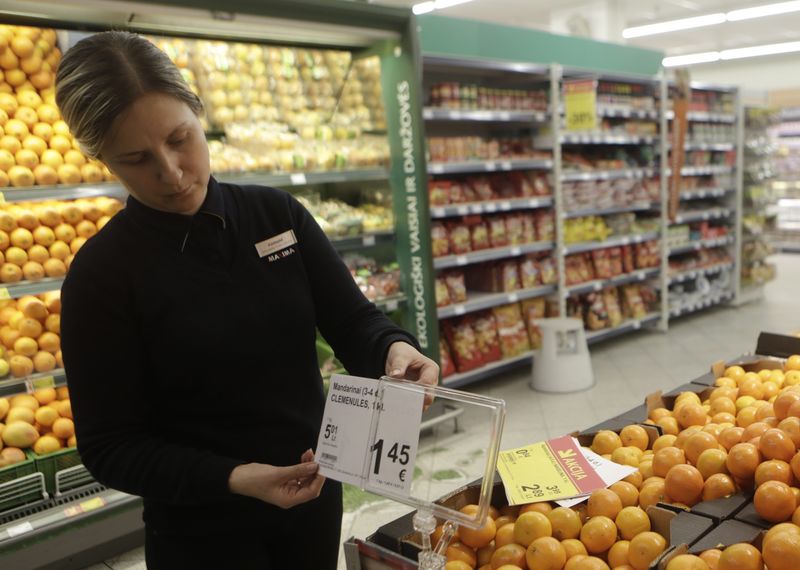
[[564, 79, 598, 132], [316, 374, 423, 496]]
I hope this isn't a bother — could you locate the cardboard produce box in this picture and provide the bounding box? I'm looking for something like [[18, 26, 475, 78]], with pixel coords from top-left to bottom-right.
[[733, 500, 775, 530], [576, 423, 662, 449], [687, 519, 764, 554], [646, 505, 715, 569], [689, 492, 750, 523]]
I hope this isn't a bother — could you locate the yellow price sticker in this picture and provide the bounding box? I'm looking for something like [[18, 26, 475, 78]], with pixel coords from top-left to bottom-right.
[[497, 436, 606, 505], [31, 375, 55, 390], [63, 496, 107, 518], [564, 79, 597, 132], [0, 192, 5, 205], [0, 288, 9, 301]]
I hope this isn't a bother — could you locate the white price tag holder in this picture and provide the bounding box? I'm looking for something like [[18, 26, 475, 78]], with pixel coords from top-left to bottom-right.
[[316, 374, 506, 569]]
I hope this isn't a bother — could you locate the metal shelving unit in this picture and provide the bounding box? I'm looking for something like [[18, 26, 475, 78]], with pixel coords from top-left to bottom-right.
[[423, 108, 548, 123], [430, 196, 553, 218], [668, 235, 734, 255], [563, 232, 660, 255], [561, 167, 658, 182], [563, 203, 658, 219], [428, 159, 554, 175], [565, 267, 660, 295], [442, 350, 537, 388], [433, 241, 554, 270], [585, 312, 661, 344], [437, 285, 556, 319], [668, 262, 735, 285]]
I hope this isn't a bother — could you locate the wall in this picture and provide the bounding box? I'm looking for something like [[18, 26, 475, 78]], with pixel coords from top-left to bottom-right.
[[688, 53, 800, 104]]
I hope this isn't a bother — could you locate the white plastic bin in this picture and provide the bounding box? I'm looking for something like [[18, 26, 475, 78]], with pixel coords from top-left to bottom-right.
[[530, 317, 594, 393]]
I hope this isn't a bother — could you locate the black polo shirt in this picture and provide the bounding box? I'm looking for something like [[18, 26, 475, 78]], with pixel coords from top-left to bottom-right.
[[60, 177, 418, 531]]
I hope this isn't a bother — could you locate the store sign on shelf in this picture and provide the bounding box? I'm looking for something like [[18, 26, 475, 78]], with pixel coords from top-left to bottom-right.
[[564, 79, 597, 132]]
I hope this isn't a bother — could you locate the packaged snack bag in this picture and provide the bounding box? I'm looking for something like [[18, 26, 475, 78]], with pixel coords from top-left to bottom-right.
[[518, 256, 541, 289], [505, 214, 525, 245], [534, 210, 555, 241], [621, 245, 635, 273], [608, 247, 624, 276], [429, 180, 450, 206], [435, 276, 451, 307], [538, 257, 557, 285], [520, 299, 544, 349], [592, 249, 613, 280], [444, 271, 468, 303], [472, 311, 502, 363], [431, 222, 450, 257], [489, 216, 508, 248], [585, 292, 609, 330], [492, 303, 531, 357], [443, 318, 484, 372], [470, 176, 495, 201], [448, 222, 472, 254], [470, 221, 490, 250], [439, 337, 456, 378], [500, 260, 521, 292], [521, 212, 537, 243], [603, 287, 623, 327]]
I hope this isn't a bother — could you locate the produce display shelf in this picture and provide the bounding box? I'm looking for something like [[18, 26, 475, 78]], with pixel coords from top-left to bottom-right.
[[683, 142, 735, 152], [422, 107, 548, 123], [668, 235, 733, 255], [437, 284, 556, 319], [680, 165, 736, 176], [560, 133, 658, 146], [1, 184, 128, 203], [561, 168, 658, 182], [669, 292, 734, 318], [563, 202, 658, 219], [0, 369, 66, 398], [441, 350, 536, 389], [666, 110, 737, 123], [563, 232, 660, 255], [373, 294, 406, 313], [672, 208, 732, 225], [433, 241, 554, 270], [430, 196, 553, 219], [668, 262, 734, 285], [0, 278, 65, 299], [328, 230, 394, 251], [596, 106, 658, 120], [565, 267, 660, 296], [680, 187, 733, 200], [428, 159, 554, 175], [585, 312, 660, 344], [215, 168, 389, 188]]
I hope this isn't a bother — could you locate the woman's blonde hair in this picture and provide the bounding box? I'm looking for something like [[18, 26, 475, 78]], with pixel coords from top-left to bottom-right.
[[55, 31, 203, 158]]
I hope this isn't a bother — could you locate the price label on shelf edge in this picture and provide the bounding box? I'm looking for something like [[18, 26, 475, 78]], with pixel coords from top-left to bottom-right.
[[316, 374, 423, 497], [289, 173, 307, 186]]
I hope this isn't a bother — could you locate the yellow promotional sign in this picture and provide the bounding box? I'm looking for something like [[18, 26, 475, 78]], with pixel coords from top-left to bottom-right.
[[497, 435, 606, 505], [564, 79, 598, 132]]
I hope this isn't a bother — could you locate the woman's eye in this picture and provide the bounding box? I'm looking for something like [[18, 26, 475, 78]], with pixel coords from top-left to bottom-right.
[[121, 155, 146, 165], [169, 135, 188, 146]]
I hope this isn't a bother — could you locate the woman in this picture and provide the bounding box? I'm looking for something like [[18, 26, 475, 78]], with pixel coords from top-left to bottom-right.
[[56, 31, 438, 569]]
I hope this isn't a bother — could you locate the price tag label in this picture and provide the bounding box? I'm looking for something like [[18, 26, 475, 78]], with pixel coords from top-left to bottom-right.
[[499, 111, 511, 121], [385, 299, 399, 312], [453, 304, 466, 316], [497, 436, 607, 505], [457, 206, 469, 216], [470, 204, 483, 214], [289, 173, 307, 186], [431, 208, 445, 218], [6, 521, 33, 538], [0, 288, 9, 301], [430, 164, 444, 174], [508, 293, 519, 303], [423, 109, 433, 120], [703, 213, 710, 220], [455, 255, 468, 266], [500, 161, 512, 171], [633, 321, 642, 330], [31, 375, 55, 391], [484, 203, 497, 213], [500, 201, 512, 211], [593, 282, 602, 291], [64, 496, 107, 518], [485, 162, 497, 172], [510, 247, 521, 256], [0, 192, 5, 205], [449, 110, 462, 120], [362, 235, 376, 247], [316, 374, 424, 496]]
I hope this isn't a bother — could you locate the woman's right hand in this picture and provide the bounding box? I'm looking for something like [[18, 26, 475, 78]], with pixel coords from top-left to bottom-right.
[[228, 449, 326, 509]]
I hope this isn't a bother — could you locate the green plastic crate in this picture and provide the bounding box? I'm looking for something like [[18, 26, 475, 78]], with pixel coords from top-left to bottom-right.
[[32, 446, 82, 494], [0, 450, 37, 486], [0, 450, 45, 513]]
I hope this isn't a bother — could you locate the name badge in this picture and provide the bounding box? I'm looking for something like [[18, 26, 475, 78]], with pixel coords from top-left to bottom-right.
[[255, 230, 297, 258]]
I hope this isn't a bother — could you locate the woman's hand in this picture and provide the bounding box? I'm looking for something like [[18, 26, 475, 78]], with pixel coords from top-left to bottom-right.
[[385, 341, 440, 407], [228, 449, 325, 509]]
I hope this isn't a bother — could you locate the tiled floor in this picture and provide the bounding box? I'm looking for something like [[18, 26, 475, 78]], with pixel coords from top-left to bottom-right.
[[82, 254, 800, 569]]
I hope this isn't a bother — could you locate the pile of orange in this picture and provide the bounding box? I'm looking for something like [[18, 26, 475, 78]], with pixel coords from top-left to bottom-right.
[[0, 196, 123, 284], [0, 25, 114, 188], [0, 291, 62, 377]]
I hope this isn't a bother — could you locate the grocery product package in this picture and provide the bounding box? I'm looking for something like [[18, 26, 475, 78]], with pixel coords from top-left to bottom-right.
[[491, 304, 531, 357]]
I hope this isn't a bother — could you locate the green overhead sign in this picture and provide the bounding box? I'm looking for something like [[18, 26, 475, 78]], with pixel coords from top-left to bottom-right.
[[418, 15, 663, 76]]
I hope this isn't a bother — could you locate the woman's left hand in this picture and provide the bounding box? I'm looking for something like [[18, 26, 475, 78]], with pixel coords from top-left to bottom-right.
[[385, 342, 439, 407]]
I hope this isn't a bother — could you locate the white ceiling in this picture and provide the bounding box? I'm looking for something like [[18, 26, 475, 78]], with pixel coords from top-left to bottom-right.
[[374, 0, 800, 57]]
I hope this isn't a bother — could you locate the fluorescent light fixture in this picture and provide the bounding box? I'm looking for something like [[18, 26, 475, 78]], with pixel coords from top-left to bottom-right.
[[412, 0, 475, 15], [662, 51, 721, 67], [434, 0, 475, 8], [623, 13, 725, 38], [720, 40, 800, 59], [727, 0, 800, 21]]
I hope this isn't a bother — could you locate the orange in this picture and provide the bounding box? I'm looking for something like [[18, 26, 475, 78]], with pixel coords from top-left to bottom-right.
[[715, 376, 737, 388], [685, 431, 719, 465], [445, 542, 475, 567], [649, 407, 672, 421], [719, 427, 744, 451], [666, 554, 712, 569], [754, 480, 796, 523], [623, 470, 644, 489], [702, 473, 737, 502], [696, 448, 728, 480], [628, 531, 667, 570], [762, 530, 800, 570], [760, 428, 797, 462], [699, 549, 722, 570], [513, 511, 552, 547], [578, 515, 616, 554], [615, 506, 651, 540], [725, 443, 760, 481], [525, 536, 566, 570], [521, 502, 553, 516], [653, 434, 678, 452], [676, 403, 708, 429], [637, 479, 666, 509], [742, 422, 771, 442], [607, 540, 630, 568], [494, 522, 515, 548], [656, 416, 680, 435], [665, 464, 704, 506], [444, 561, 471, 570], [620, 425, 650, 451], [491, 543, 526, 569], [460, 516, 496, 549], [675, 427, 702, 450], [477, 543, 495, 567], [570, 557, 609, 570], [547, 507, 582, 541], [611, 446, 642, 467], [494, 515, 516, 530], [755, 459, 794, 486], [561, 538, 587, 559], [710, 397, 737, 416], [586, 488, 623, 519], [774, 391, 800, 420], [609, 481, 639, 507], [717, 543, 761, 570], [51, 417, 74, 440], [653, 447, 686, 477], [738, 377, 764, 400], [763, 522, 800, 546]]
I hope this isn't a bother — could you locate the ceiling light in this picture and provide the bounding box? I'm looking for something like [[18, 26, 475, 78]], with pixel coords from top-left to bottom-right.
[[727, 0, 800, 21], [412, 0, 475, 15], [623, 13, 726, 38], [662, 51, 721, 67], [720, 40, 800, 59], [434, 0, 475, 8]]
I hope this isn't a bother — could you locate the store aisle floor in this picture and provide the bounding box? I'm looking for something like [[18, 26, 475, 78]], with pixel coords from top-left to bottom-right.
[[82, 255, 800, 570]]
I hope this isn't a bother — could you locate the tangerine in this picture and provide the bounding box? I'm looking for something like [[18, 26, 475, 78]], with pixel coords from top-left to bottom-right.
[[460, 516, 496, 549], [702, 473, 737, 501], [762, 530, 800, 570], [653, 434, 678, 452], [547, 507, 582, 541], [638, 480, 666, 509], [491, 543, 526, 569], [579, 515, 616, 554], [525, 536, 566, 570], [591, 430, 622, 455], [615, 506, 651, 540], [696, 448, 729, 480], [754, 480, 796, 523], [513, 511, 552, 547], [719, 427, 744, 451], [628, 531, 667, 570], [494, 523, 515, 548], [760, 429, 796, 462], [685, 431, 719, 465], [665, 554, 711, 570], [725, 443, 760, 480], [620, 425, 650, 451], [607, 540, 630, 568], [754, 459, 793, 486], [561, 538, 587, 559], [609, 481, 639, 507], [717, 543, 761, 570], [445, 543, 476, 567], [665, 464, 704, 506], [699, 549, 722, 570], [587, 488, 623, 519], [653, 447, 686, 477]]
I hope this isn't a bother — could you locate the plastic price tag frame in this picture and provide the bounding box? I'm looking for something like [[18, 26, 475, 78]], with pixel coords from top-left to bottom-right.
[[362, 376, 506, 530]]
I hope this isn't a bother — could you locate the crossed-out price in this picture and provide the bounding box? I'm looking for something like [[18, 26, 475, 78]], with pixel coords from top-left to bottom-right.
[[371, 438, 411, 482]]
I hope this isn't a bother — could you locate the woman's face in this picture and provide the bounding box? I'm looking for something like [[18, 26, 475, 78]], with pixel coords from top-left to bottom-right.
[[100, 92, 210, 216]]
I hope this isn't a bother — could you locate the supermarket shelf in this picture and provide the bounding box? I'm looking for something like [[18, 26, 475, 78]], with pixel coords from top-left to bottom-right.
[[0, 277, 65, 299], [563, 203, 658, 219], [428, 159, 553, 175], [433, 241, 554, 270], [437, 284, 556, 319], [561, 168, 657, 182], [668, 236, 733, 255], [560, 133, 658, 146], [374, 295, 406, 313], [1, 183, 128, 202], [680, 187, 734, 200], [585, 313, 661, 344], [666, 110, 736, 123], [596, 106, 658, 120], [430, 196, 553, 218], [672, 208, 732, 224], [668, 262, 734, 285], [566, 268, 660, 296], [683, 142, 735, 152], [328, 230, 395, 251], [773, 242, 800, 253], [680, 165, 735, 176], [0, 369, 66, 398], [669, 292, 734, 318], [563, 232, 660, 255], [216, 168, 389, 187], [442, 350, 536, 389], [422, 107, 548, 123]]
